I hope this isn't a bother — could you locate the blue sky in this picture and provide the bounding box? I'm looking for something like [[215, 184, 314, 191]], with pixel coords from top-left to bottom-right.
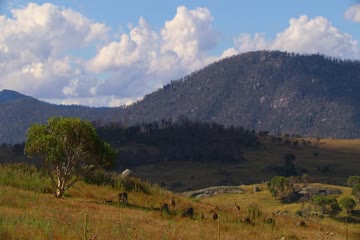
[[0, 1, 360, 106]]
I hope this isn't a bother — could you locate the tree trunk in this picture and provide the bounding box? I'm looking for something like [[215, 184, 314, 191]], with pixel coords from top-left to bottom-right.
[[55, 176, 66, 198], [55, 188, 65, 198]]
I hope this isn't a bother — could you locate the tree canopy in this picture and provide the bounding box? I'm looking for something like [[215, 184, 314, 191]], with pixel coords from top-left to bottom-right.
[[25, 117, 116, 198], [339, 197, 357, 211], [267, 176, 290, 197], [311, 195, 336, 214], [347, 176, 360, 187]]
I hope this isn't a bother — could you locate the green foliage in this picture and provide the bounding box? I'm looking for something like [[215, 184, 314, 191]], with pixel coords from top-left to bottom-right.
[[113, 176, 160, 194], [0, 163, 51, 193], [84, 170, 162, 195], [348, 177, 360, 193], [329, 198, 342, 215], [311, 195, 333, 214], [83, 169, 115, 186], [25, 117, 116, 198], [347, 176, 360, 187], [97, 119, 258, 165], [267, 176, 289, 197], [351, 183, 360, 197], [339, 197, 356, 211], [247, 203, 262, 222]]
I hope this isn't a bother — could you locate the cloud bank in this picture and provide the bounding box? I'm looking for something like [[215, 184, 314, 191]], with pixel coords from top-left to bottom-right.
[[223, 15, 359, 59], [0, 3, 359, 107]]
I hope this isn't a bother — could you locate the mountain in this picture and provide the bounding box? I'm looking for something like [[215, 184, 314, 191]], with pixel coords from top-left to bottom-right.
[[1, 50, 360, 143], [0, 90, 123, 143], [0, 89, 31, 103], [125, 51, 360, 138]]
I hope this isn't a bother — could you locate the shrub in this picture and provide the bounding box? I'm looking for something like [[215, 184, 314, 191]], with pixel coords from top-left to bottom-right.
[[311, 195, 332, 214], [0, 163, 51, 193], [330, 199, 341, 215], [351, 183, 360, 197], [347, 176, 360, 187], [82, 170, 163, 195], [247, 203, 262, 222], [268, 176, 289, 197], [83, 170, 114, 186]]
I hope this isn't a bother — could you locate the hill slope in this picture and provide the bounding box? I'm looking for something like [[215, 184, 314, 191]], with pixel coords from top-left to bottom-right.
[[0, 89, 31, 103], [0, 164, 359, 239], [1, 50, 360, 143], [0, 90, 122, 143], [125, 51, 360, 138]]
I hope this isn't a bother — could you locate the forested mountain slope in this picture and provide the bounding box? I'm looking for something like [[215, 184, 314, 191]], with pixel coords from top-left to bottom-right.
[[1, 51, 360, 143], [125, 51, 360, 138]]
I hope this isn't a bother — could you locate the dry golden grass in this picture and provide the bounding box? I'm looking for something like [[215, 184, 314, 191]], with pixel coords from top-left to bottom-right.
[[1, 180, 359, 240], [1, 137, 360, 239], [313, 139, 360, 153]]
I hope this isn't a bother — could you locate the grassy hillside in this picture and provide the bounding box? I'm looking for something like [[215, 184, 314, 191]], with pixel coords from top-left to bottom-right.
[[1, 136, 360, 192], [130, 136, 360, 191], [0, 163, 359, 239]]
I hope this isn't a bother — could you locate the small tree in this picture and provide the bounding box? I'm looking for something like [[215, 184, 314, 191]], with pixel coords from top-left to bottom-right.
[[311, 195, 332, 214], [339, 197, 357, 214], [339, 197, 357, 240], [268, 176, 289, 198], [25, 117, 116, 198], [352, 184, 360, 197], [346, 176, 360, 187], [329, 198, 341, 215]]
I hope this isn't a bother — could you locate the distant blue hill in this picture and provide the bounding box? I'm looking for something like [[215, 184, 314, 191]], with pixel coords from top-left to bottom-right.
[[0, 89, 31, 104]]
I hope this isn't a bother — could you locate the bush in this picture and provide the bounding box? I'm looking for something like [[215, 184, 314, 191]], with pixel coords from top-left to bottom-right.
[[247, 203, 262, 222], [351, 183, 360, 197], [347, 176, 360, 187], [268, 176, 289, 197], [330, 199, 341, 215], [311, 195, 332, 214], [84, 170, 163, 195], [83, 170, 114, 186], [113, 176, 161, 194], [0, 163, 51, 193]]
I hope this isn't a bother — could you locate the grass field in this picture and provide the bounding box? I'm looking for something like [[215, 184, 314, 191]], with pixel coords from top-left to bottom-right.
[[0, 163, 359, 240], [0, 137, 359, 239]]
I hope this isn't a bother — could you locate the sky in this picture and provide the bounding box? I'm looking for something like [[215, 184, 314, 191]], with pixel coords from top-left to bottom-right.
[[0, 0, 360, 107]]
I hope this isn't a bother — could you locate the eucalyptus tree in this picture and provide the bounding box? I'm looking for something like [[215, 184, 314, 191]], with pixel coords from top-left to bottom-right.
[[25, 117, 116, 198]]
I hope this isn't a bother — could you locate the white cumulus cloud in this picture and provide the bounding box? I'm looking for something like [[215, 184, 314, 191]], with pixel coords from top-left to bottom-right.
[[345, 4, 360, 22], [224, 15, 359, 59], [87, 17, 158, 73], [87, 6, 219, 98], [161, 6, 218, 64], [1, 3, 359, 107], [0, 3, 108, 98]]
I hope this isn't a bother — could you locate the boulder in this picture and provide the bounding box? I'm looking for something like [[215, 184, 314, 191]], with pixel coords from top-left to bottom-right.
[[121, 169, 136, 179]]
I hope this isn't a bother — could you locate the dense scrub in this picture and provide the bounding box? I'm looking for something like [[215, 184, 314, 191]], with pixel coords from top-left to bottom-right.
[[96, 119, 258, 168]]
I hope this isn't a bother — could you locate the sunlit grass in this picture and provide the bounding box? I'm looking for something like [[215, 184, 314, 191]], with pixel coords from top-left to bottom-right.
[[1, 180, 359, 239], [0, 163, 51, 193], [0, 156, 359, 239]]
